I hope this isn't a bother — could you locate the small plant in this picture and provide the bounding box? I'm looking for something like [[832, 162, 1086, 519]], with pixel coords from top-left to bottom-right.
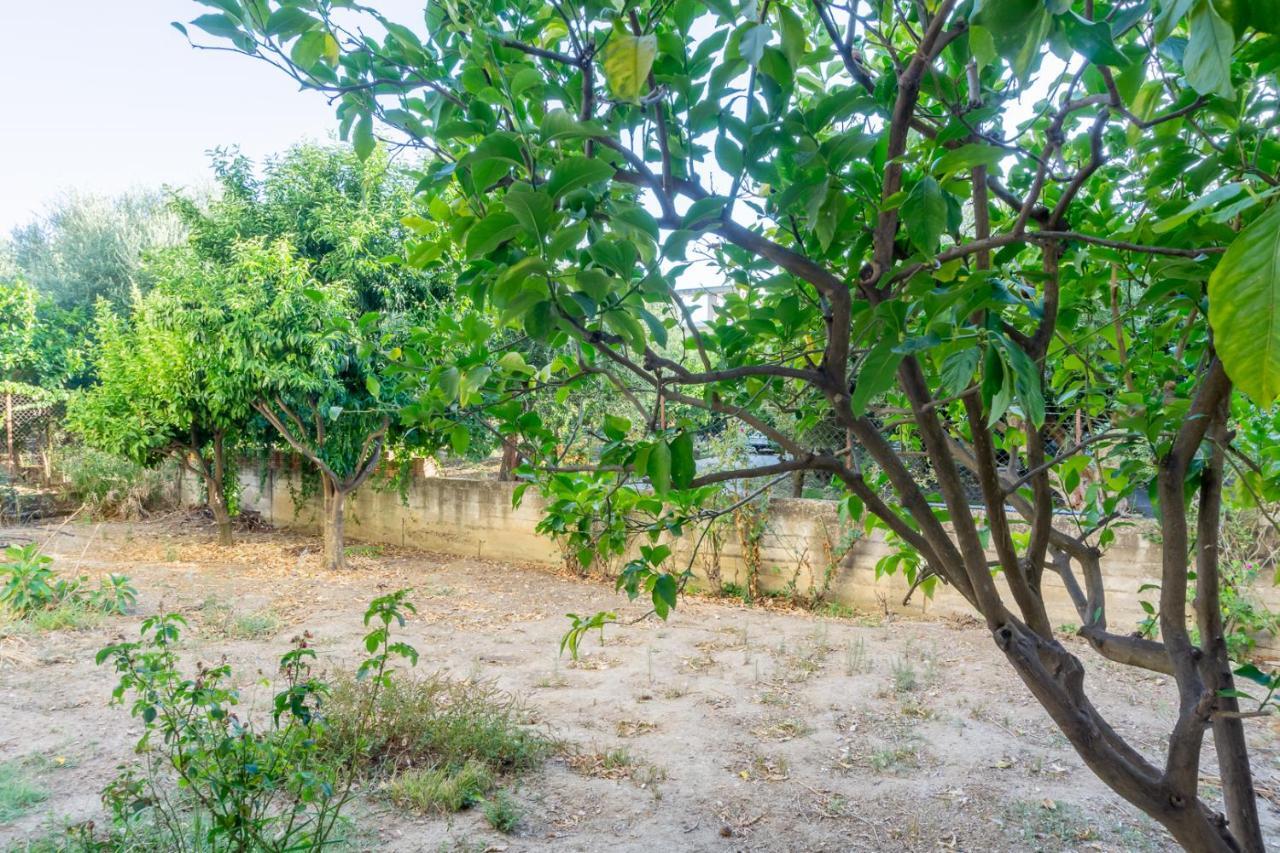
[[387, 760, 494, 814], [90, 574, 138, 616], [0, 544, 136, 628], [89, 589, 419, 851], [891, 656, 918, 693], [482, 790, 522, 834], [0, 544, 57, 615]]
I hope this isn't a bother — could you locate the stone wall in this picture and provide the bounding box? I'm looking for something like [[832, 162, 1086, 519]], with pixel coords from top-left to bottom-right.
[[230, 460, 1280, 646]]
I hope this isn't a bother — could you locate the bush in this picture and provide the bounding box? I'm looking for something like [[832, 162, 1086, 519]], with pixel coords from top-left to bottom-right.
[[321, 672, 552, 778], [53, 445, 169, 519], [0, 544, 136, 627], [87, 590, 419, 852]]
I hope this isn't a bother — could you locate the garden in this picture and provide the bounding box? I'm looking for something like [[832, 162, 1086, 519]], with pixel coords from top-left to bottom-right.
[[4, 0, 1280, 849]]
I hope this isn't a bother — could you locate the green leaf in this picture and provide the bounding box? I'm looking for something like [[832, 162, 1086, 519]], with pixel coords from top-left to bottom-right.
[[602, 30, 658, 102], [503, 189, 554, 243], [540, 109, 605, 143], [465, 212, 522, 259], [647, 439, 672, 495], [352, 113, 375, 160], [603, 414, 631, 441], [265, 7, 317, 38], [670, 432, 695, 490], [850, 339, 904, 416], [736, 22, 772, 65], [1063, 14, 1130, 66], [365, 375, 381, 398], [189, 13, 244, 41], [903, 176, 946, 254], [547, 157, 615, 199], [971, 0, 1052, 78], [776, 5, 806, 65], [450, 424, 471, 456], [1183, 0, 1236, 99], [652, 573, 678, 619], [932, 143, 1005, 177], [1154, 0, 1197, 40], [1207, 203, 1280, 404]]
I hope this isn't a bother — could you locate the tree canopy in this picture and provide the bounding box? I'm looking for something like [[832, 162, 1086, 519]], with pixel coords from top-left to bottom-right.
[[184, 0, 1280, 848]]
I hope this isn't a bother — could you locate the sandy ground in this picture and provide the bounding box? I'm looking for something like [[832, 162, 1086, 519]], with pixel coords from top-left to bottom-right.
[[2, 517, 1280, 852]]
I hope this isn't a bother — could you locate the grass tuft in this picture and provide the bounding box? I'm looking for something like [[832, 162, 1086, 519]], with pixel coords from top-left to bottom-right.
[[0, 761, 49, 823], [386, 760, 494, 814]]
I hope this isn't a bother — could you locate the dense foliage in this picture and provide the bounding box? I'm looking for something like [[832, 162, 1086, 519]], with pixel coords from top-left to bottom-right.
[[184, 0, 1280, 848]]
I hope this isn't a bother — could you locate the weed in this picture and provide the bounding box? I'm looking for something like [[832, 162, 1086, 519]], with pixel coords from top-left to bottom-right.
[[0, 761, 48, 822], [482, 790, 522, 834], [387, 760, 494, 814], [343, 544, 384, 559], [891, 656, 918, 693], [844, 637, 870, 676], [322, 672, 552, 777], [197, 597, 279, 639], [1003, 799, 1100, 845]]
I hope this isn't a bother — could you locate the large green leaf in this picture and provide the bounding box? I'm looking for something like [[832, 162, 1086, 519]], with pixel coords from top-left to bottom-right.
[[1183, 0, 1236, 99], [602, 30, 657, 102], [850, 339, 904, 416], [670, 432, 695, 490], [464, 212, 522, 259], [647, 438, 672, 494], [547, 157, 615, 199], [1208, 203, 1280, 404], [903, 177, 946, 255]]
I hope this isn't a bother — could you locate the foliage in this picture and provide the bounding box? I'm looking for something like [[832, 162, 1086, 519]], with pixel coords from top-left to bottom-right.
[[0, 543, 136, 622], [52, 445, 171, 519], [191, 0, 1280, 846], [5, 190, 184, 312], [91, 590, 418, 852], [385, 760, 494, 814], [320, 671, 552, 777]]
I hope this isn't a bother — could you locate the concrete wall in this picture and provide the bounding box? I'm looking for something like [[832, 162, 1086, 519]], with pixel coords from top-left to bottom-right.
[[229, 460, 1280, 645]]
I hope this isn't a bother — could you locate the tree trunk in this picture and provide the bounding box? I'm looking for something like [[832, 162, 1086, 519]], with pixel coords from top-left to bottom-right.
[[321, 479, 346, 570], [208, 431, 233, 546], [498, 435, 520, 481]]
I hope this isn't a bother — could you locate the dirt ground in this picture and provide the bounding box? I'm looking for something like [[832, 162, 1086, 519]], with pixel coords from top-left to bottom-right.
[[2, 517, 1280, 852]]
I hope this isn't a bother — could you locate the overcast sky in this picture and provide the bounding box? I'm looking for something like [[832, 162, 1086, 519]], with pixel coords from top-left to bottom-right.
[[0, 1, 418, 232]]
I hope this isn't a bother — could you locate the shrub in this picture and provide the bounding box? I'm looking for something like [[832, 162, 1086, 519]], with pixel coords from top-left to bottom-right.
[[89, 589, 419, 852], [0, 544, 136, 627], [482, 790, 522, 833], [53, 445, 169, 519], [321, 672, 552, 777]]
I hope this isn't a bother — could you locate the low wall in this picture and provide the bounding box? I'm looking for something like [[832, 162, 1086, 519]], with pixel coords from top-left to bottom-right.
[[227, 460, 1280, 645]]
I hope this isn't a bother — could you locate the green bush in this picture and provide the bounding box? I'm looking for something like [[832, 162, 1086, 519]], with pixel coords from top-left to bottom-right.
[[86, 590, 419, 852], [0, 544, 136, 628], [386, 761, 494, 814], [53, 445, 169, 519]]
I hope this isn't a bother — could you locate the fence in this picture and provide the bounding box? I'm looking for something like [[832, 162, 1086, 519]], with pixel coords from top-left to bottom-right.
[[227, 457, 1279, 651]]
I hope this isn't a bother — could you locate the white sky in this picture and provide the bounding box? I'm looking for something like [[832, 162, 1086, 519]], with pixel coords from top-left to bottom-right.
[[0, 1, 414, 233]]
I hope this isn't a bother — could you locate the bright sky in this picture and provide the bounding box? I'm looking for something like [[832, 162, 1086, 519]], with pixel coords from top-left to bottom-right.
[[0, 1, 415, 233]]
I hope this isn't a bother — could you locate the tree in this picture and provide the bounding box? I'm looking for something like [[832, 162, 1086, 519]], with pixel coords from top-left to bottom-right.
[[69, 250, 255, 545], [169, 145, 452, 568], [186, 1, 1280, 849], [6, 191, 184, 311], [216, 239, 404, 570]]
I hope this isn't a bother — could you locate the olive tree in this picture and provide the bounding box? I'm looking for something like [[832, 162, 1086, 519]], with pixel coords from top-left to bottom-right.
[[186, 0, 1280, 848]]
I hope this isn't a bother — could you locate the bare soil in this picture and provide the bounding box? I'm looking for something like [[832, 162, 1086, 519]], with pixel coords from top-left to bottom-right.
[[2, 518, 1279, 852]]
